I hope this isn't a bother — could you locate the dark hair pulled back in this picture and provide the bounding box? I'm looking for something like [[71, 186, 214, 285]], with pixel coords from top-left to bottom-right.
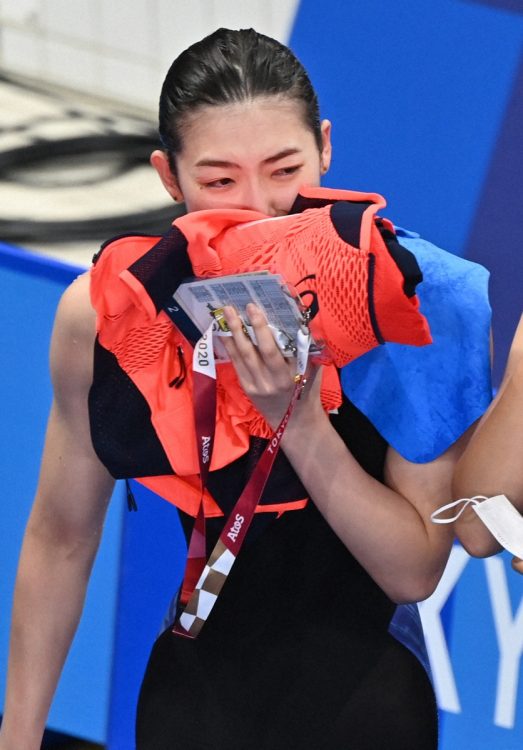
[[159, 28, 321, 170]]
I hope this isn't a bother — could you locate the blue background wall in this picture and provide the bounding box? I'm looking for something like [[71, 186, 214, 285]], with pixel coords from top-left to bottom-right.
[[1, 1, 522, 747], [0, 246, 123, 742], [289, 1, 523, 747], [1, 244, 520, 749], [0, 246, 187, 746], [290, 0, 523, 384]]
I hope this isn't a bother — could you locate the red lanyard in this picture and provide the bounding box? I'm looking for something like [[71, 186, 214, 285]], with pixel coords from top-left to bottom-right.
[[173, 323, 309, 639], [176, 328, 216, 612]]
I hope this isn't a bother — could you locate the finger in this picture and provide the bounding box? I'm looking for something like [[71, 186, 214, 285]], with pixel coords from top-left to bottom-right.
[[245, 303, 295, 378], [222, 306, 267, 384], [221, 334, 256, 387], [511, 556, 523, 574], [245, 303, 279, 356], [222, 306, 258, 358]]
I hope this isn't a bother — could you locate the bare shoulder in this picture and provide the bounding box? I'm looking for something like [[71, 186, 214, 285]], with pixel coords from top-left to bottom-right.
[[36, 268, 115, 525], [54, 270, 95, 340], [50, 270, 96, 401]]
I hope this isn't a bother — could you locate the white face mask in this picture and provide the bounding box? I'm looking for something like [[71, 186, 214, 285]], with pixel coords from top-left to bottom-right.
[[431, 494, 523, 559]]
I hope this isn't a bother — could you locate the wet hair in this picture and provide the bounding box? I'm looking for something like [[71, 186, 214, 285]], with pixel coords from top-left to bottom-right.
[[158, 27, 322, 171]]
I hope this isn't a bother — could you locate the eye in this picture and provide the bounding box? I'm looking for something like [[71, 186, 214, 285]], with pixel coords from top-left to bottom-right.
[[272, 165, 302, 178], [204, 177, 234, 189]]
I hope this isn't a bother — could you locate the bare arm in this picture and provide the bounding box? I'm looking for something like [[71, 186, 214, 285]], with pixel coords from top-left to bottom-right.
[[0, 273, 115, 750], [277, 395, 460, 602], [453, 314, 523, 558], [223, 304, 459, 603]]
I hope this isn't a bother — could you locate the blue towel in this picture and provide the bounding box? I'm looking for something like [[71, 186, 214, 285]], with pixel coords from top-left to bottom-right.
[[341, 230, 492, 462]]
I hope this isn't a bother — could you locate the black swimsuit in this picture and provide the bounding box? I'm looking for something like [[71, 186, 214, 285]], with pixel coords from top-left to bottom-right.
[[90, 378, 438, 749]]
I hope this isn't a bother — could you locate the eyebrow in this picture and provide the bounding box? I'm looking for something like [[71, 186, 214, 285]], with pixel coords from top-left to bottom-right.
[[194, 148, 302, 169]]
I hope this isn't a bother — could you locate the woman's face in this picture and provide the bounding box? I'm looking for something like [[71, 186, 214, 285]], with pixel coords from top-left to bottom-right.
[[151, 97, 332, 216]]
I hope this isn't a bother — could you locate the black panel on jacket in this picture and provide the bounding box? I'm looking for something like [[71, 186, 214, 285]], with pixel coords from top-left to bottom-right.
[[89, 337, 387, 520], [88, 340, 174, 478]]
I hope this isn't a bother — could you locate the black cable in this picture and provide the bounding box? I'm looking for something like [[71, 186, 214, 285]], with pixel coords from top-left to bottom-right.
[[0, 73, 179, 243], [0, 202, 186, 244], [0, 133, 161, 187]]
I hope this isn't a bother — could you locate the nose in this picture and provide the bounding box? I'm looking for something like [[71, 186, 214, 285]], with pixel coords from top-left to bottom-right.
[[236, 180, 278, 217]]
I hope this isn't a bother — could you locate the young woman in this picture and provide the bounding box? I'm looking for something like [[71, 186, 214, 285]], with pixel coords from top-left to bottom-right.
[[0, 28, 491, 750], [453, 314, 523, 573]]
